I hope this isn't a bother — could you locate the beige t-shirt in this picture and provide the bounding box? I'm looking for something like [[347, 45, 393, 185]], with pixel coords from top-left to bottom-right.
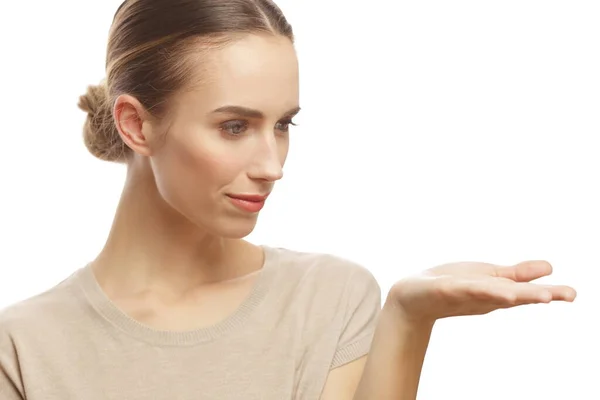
[[0, 246, 381, 399]]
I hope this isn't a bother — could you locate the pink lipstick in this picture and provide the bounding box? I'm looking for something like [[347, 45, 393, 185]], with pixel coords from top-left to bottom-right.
[[227, 194, 268, 213]]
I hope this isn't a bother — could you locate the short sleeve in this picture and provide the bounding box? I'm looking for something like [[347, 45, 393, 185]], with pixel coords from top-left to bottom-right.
[[330, 265, 382, 369]]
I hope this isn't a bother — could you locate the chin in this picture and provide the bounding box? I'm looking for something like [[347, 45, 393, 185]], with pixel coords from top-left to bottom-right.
[[206, 214, 259, 239], [219, 225, 256, 239]]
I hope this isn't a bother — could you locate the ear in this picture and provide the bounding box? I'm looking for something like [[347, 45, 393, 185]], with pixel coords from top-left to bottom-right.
[[112, 94, 157, 158]]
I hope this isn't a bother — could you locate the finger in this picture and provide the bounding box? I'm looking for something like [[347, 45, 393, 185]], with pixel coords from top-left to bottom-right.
[[540, 285, 577, 302], [493, 283, 577, 304], [494, 260, 553, 282], [468, 280, 553, 305]]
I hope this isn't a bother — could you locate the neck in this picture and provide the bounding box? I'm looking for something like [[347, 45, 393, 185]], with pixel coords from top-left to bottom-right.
[[91, 163, 262, 296]]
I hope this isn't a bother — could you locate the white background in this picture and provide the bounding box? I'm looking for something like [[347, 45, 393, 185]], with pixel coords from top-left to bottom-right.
[[1, 1, 598, 399]]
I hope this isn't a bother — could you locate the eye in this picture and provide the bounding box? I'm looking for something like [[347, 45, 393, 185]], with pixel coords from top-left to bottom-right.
[[220, 120, 249, 136], [275, 119, 297, 133]]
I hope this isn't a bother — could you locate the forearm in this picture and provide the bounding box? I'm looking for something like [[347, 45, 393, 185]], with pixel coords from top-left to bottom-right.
[[353, 298, 434, 400]]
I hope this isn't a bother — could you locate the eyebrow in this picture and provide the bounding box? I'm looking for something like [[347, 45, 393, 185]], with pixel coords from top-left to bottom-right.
[[211, 105, 301, 119]]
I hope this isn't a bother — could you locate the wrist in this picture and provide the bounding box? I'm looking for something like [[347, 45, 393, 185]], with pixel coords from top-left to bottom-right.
[[383, 293, 436, 332]]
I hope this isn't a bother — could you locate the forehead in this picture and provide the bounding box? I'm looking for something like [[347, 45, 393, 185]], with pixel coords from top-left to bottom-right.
[[181, 34, 299, 115]]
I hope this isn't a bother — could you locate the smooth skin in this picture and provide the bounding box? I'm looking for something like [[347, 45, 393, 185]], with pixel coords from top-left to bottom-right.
[[99, 31, 576, 399], [93, 33, 299, 330], [328, 260, 576, 400]]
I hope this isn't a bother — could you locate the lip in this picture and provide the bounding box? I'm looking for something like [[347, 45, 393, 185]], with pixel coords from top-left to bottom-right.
[[226, 193, 269, 213], [227, 193, 269, 202]]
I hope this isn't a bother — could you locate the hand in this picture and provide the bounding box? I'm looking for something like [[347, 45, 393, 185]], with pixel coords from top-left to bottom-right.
[[387, 260, 576, 324]]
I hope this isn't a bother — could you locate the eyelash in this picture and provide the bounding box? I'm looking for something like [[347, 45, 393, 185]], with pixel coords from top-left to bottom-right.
[[220, 119, 297, 137]]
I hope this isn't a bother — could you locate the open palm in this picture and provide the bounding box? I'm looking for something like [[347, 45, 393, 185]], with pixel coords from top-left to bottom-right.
[[389, 260, 577, 322]]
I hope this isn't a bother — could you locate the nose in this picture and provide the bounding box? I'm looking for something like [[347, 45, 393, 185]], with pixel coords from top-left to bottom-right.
[[247, 135, 285, 182]]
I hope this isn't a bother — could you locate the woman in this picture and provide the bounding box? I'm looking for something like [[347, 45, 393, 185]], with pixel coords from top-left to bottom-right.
[[0, 0, 576, 399]]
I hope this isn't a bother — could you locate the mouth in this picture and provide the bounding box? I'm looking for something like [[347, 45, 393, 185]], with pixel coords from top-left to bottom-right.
[[226, 193, 269, 213]]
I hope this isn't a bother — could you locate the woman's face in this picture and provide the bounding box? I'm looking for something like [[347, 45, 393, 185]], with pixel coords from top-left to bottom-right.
[[148, 34, 300, 238]]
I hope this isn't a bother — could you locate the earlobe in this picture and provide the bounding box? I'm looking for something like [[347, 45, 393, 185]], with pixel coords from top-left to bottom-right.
[[113, 94, 153, 157]]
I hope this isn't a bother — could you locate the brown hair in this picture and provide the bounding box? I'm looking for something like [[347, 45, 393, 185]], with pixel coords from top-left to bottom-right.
[[77, 0, 294, 162]]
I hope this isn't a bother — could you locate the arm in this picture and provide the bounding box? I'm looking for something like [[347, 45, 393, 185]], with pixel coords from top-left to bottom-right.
[[322, 259, 577, 400], [321, 298, 433, 400], [352, 299, 433, 400], [320, 356, 367, 399], [323, 259, 576, 400]]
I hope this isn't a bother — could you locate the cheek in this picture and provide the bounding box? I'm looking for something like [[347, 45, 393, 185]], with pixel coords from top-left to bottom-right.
[[195, 150, 244, 187], [157, 130, 245, 197]]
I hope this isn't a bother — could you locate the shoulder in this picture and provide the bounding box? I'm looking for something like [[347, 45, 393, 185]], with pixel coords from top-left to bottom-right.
[[264, 245, 382, 314], [0, 270, 82, 339], [0, 271, 83, 397], [266, 245, 380, 291], [264, 246, 382, 371]]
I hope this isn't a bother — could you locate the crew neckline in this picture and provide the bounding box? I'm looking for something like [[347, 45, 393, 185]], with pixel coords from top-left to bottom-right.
[[76, 245, 278, 347]]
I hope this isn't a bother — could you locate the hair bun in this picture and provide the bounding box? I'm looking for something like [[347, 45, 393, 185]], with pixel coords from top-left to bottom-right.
[[78, 83, 107, 116], [78, 82, 128, 162]]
